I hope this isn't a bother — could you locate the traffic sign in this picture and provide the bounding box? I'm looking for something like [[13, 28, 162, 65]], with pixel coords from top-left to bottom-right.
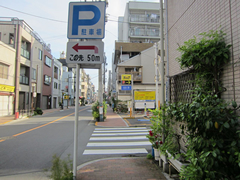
[[121, 74, 131, 81], [121, 85, 132, 91], [67, 1, 106, 39], [122, 80, 131, 85], [66, 41, 104, 64]]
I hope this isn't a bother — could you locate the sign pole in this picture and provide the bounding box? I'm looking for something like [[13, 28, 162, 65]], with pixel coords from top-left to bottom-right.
[[73, 64, 80, 180]]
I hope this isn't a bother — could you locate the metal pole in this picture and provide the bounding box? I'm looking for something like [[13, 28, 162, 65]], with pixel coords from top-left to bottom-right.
[[131, 71, 134, 118], [99, 65, 103, 121], [160, 0, 165, 138], [155, 43, 159, 109], [73, 64, 80, 180]]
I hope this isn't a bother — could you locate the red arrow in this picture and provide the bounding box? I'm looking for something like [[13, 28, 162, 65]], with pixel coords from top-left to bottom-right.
[[72, 43, 98, 53]]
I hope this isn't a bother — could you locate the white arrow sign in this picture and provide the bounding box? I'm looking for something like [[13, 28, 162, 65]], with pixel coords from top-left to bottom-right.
[[66, 41, 104, 64]]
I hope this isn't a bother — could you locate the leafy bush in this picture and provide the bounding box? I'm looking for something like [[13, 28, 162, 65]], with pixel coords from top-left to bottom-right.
[[48, 154, 73, 180], [34, 107, 43, 115], [168, 29, 240, 179], [92, 101, 107, 121]]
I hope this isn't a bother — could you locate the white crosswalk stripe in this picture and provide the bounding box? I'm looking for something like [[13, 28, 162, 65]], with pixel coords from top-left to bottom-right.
[[83, 127, 151, 155]]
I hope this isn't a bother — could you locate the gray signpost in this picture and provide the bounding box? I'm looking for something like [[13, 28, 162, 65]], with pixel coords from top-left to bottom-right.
[[66, 1, 106, 179]]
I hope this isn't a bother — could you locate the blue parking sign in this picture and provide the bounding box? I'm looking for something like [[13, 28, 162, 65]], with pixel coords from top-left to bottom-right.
[[67, 2, 106, 39]]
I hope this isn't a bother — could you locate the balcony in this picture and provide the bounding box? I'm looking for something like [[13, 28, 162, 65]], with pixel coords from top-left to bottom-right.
[[129, 14, 159, 24], [20, 75, 29, 85], [118, 72, 142, 82], [21, 48, 30, 59], [130, 28, 159, 38]]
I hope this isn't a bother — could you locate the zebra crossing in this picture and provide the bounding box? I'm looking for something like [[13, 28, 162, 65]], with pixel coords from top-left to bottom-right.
[[83, 127, 151, 155]]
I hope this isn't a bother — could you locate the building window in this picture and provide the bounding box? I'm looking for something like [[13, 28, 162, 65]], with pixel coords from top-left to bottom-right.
[[9, 33, 14, 45], [38, 49, 42, 60], [0, 62, 9, 79], [54, 66, 58, 73], [32, 68, 36, 80], [45, 56, 52, 67], [44, 75, 51, 85], [59, 83, 61, 90], [54, 82, 58, 89]]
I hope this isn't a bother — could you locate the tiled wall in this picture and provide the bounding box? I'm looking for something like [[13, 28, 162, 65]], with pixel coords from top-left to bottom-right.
[[167, 0, 240, 104]]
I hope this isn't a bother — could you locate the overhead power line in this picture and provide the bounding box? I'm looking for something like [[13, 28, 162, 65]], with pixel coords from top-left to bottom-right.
[[0, 5, 67, 23]]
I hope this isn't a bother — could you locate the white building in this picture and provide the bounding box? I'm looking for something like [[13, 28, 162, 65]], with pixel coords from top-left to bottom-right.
[[118, 1, 160, 43], [52, 58, 62, 108]]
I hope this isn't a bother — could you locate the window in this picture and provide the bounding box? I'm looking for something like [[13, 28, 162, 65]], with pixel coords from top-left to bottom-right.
[[59, 83, 61, 89], [54, 82, 58, 89], [0, 62, 9, 79], [45, 56, 52, 67], [9, 33, 14, 45], [54, 66, 58, 73], [38, 49, 42, 60], [32, 68, 36, 80], [44, 75, 51, 85]]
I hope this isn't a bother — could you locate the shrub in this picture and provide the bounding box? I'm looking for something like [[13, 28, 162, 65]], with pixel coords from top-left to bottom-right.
[[48, 154, 73, 180], [34, 107, 43, 115]]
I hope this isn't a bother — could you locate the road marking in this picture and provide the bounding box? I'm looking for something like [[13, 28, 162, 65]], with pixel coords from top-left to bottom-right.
[[83, 148, 148, 155], [90, 136, 147, 141], [0, 107, 90, 143], [95, 127, 147, 130], [87, 141, 151, 147], [92, 132, 148, 136], [94, 129, 149, 133]]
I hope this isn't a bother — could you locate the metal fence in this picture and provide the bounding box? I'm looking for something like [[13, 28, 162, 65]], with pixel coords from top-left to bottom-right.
[[169, 69, 196, 103]]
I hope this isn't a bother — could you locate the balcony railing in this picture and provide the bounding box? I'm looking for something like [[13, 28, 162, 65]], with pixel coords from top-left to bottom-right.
[[20, 75, 29, 85], [21, 48, 30, 59], [130, 28, 159, 37], [118, 72, 142, 82], [130, 14, 159, 23]]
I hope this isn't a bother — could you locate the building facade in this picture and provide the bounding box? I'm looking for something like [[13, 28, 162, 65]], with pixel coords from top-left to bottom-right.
[[119, 1, 160, 43], [0, 18, 50, 115], [166, 0, 240, 105], [52, 58, 62, 109]]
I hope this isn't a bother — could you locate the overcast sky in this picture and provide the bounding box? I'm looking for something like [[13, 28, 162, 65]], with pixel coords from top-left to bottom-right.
[[0, 0, 159, 90]]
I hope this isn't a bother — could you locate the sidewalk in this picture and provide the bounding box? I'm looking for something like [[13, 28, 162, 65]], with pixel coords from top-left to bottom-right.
[[0, 106, 71, 125], [77, 106, 173, 180]]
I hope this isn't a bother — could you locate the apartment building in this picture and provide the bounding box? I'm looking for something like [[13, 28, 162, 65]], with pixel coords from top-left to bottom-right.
[[52, 58, 62, 108], [42, 48, 53, 110], [0, 41, 16, 116], [0, 18, 50, 115], [119, 1, 160, 43]]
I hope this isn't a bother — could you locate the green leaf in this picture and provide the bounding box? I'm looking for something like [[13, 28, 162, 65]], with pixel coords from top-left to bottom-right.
[[232, 101, 237, 108], [223, 122, 230, 128]]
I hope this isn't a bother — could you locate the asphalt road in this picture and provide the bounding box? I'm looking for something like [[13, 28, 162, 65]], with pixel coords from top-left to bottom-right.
[[0, 106, 94, 180]]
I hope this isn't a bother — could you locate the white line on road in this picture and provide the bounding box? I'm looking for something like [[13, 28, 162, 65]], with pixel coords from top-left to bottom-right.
[[92, 132, 148, 136], [83, 148, 148, 155], [87, 141, 151, 147], [89, 136, 147, 141]]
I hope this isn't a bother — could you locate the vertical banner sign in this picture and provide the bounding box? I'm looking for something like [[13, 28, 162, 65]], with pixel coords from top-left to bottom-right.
[[67, 1, 106, 39]]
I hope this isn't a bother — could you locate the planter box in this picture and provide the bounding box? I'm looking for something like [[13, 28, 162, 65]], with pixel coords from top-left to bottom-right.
[[166, 150, 189, 175], [153, 148, 160, 161]]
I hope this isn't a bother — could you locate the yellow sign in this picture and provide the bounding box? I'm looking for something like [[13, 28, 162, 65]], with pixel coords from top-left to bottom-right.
[[134, 91, 155, 101], [0, 84, 15, 92], [64, 95, 69, 99], [121, 74, 131, 81]]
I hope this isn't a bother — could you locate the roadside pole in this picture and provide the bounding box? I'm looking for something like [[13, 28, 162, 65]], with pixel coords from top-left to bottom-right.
[[155, 43, 159, 110], [73, 64, 80, 180], [99, 65, 103, 121]]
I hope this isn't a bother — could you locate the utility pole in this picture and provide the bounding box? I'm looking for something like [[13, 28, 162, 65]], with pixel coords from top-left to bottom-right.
[[155, 43, 159, 109]]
